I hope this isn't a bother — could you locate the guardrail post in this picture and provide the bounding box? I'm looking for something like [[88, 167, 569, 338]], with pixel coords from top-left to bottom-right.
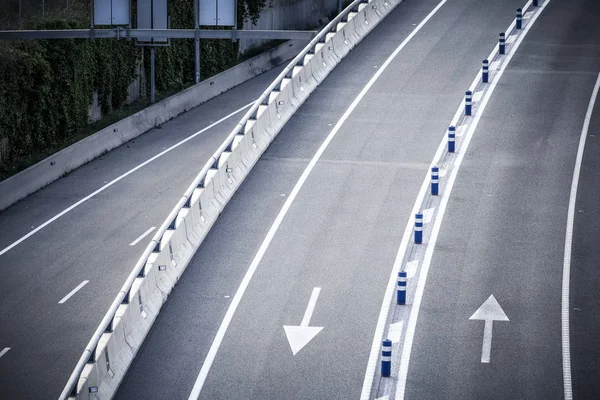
[[516, 8, 522, 29], [499, 32, 506, 55], [414, 213, 423, 244], [448, 126, 456, 153], [381, 339, 392, 377], [465, 90, 472, 116], [431, 166, 439, 195], [397, 271, 407, 304], [482, 59, 489, 83]]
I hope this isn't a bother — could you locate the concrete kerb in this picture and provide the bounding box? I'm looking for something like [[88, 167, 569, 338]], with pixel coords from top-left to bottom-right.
[[0, 39, 309, 212], [64, 0, 405, 398]]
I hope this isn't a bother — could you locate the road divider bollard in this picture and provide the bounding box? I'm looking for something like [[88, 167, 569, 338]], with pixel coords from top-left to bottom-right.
[[482, 59, 489, 83], [533, 0, 538, 6], [499, 32, 506, 55], [381, 339, 392, 377], [465, 90, 472, 116], [516, 8, 522, 29], [397, 271, 407, 305], [448, 126, 456, 153], [414, 213, 423, 244], [431, 166, 439, 195]]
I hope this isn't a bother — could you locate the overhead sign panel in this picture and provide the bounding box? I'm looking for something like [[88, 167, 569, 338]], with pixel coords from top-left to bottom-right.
[[137, 0, 168, 43], [94, 0, 130, 26], [199, 0, 235, 26]]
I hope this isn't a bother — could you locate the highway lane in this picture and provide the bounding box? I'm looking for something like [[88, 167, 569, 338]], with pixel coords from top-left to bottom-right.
[[0, 65, 290, 398], [114, 0, 527, 399], [404, 1, 600, 398]]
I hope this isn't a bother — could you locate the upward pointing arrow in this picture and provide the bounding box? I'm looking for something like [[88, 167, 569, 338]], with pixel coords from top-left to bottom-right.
[[469, 295, 509, 363], [284, 287, 324, 355]]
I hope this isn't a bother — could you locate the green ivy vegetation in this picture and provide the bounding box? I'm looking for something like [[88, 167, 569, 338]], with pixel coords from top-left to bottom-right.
[[0, 0, 266, 180]]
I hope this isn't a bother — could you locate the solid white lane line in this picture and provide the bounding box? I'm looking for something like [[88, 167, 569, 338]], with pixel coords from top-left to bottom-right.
[[0, 348, 10, 358], [396, 4, 550, 399], [0, 102, 254, 258], [188, 2, 448, 397], [58, 280, 90, 304], [129, 226, 156, 246], [562, 72, 600, 400], [301, 287, 321, 327]]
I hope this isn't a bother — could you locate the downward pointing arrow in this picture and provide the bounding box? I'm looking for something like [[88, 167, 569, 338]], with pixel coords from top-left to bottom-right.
[[284, 287, 324, 355], [469, 295, 509, 363]]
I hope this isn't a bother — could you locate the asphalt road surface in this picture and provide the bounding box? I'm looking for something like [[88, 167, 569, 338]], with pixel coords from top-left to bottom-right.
[[404, 0, 600, 398], [114, 0, 532, 399], [0, 64, 288, 398]]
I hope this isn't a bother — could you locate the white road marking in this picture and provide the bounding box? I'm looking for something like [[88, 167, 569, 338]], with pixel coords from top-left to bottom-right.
[[469, 295, 509, 363], [188, 2, 448, 397], [423, 208, 435, 224], [283, 287, 324, 355], [300, 287, 321, 327], [395, 4, 549, 398], [405, 260, 418, 279], [562, 72, 600, 400], [388, 321, 404, 343], [58, 280, 90, 304], [377, 396, 390, 400], [129, 226, 156, 246], [0, 347, 10, 359], [0, 102, 254, 258]]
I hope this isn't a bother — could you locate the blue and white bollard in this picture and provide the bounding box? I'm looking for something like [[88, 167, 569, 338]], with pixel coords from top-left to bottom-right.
[[431, 167, 440, 196], [381, 339, 392, 377], [499, 32, 506, 55], [414, 213, 423, 244], [516, 8, 522, 29], [465, 90, 472, 116], [397, 271, 407, 305], [482, 59, 489, 83], [533, 0, 538, 6], [448, 126, 456, 153], [431, 166, 439, 195]]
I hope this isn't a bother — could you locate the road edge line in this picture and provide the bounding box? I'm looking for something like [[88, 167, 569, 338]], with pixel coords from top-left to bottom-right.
[[562, 72, 600, 400]]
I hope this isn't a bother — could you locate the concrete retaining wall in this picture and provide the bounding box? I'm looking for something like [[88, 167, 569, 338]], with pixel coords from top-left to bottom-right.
[[0, 39, 307, 212]]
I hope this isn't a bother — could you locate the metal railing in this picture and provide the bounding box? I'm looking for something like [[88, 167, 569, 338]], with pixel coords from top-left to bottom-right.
[[59, 0, 367, 398]]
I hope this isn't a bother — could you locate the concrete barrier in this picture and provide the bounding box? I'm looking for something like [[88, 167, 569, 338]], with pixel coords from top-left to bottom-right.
[[0, 39, 309, 212], [61, 1, 406, 399]]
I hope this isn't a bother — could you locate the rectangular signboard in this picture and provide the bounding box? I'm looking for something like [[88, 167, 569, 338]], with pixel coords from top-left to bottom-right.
[[137, 0, 168, 43], [199, 0, 235, 26], [94, 0, 130, 26]]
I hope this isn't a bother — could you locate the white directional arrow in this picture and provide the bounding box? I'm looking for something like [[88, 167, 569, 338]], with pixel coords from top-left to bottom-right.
[[284, 287, 324, 355], [469, 294, 509, 363]]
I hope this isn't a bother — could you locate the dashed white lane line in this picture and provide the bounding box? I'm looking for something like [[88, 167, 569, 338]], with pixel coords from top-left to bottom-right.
[[0, 348, 10, 359], [188, 1, 450, 398], [0, 102, 254, 258], [561, 72, 600, 400], [58, 280, 90, 304], [129, 226, 156, 246]]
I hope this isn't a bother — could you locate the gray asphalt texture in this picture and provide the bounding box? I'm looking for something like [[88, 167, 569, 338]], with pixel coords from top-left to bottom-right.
[[0, 64, 287, 398], [114, 0, 530, 399], [405, 1, 600, 399]]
